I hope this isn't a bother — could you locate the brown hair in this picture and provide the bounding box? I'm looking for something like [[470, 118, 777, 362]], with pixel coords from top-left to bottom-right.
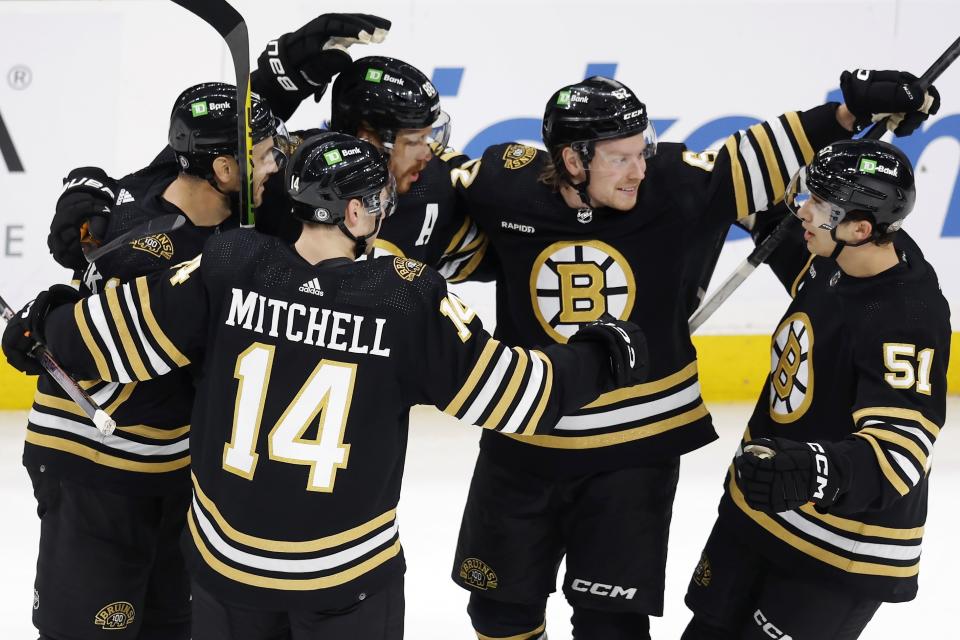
[[842, 210, 896, 245], [538, 147, 568, 191]]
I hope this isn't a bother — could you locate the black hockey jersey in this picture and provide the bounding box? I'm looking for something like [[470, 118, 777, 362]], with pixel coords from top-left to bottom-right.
[[42, 230, 617, 609], [717, 232, 950, 602], [24, 163, 231, 494], [455, 104, 852, 475]]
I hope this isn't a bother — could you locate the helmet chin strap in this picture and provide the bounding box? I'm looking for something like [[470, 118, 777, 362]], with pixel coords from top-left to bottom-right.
[[566, 142, 595, 222], [829, 226, 873, 260], [338, 214, 385, 259]]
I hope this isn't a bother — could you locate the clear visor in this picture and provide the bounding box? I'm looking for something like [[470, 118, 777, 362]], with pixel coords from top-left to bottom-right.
[[268, 121, 292, 172], [589, 121, 658, 170], [360, 174, 398, 219], [784, 166, 847, 230], [382, 110, 452, 153]]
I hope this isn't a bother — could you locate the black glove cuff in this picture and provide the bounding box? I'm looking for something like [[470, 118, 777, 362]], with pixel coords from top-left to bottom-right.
[[59, 166, 118, 204]]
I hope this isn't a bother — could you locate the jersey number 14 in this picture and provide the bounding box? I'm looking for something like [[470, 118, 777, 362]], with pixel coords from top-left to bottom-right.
[[222, 343, 355, 492]]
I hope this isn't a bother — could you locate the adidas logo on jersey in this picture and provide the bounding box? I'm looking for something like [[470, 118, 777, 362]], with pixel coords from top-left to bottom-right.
[[116, 189, 135, 205], [298, 278, 324, 296]]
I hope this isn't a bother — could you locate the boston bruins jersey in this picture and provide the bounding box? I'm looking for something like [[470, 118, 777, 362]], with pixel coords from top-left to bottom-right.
[[718, 232, 950, 602], [454, 104, 853, 475], [24, 164, 231, 494], [42, 230, 617, 609]]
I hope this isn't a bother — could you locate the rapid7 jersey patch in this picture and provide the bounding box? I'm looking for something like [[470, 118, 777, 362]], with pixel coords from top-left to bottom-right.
[[530, 241, 635, 342]]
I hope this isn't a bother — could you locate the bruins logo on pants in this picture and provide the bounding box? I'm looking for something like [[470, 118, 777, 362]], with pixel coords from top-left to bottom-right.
[[769, 312, 814, 423], [529, 240, 635, 343], [459, 558, 499, 590], [94, 601, 136, 630]]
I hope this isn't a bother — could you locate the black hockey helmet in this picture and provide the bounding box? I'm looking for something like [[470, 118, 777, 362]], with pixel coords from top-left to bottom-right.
[[286, 132, 396, 225], [542, 76, 657, 156], [169, 82, 287, 178], [785, 139, 915, 239], [330, 56, 450, 150]]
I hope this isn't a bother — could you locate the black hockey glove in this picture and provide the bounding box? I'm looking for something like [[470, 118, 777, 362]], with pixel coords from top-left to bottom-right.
[[569, 316, 649, 387], [2, 285, 82, 375], [47, 167, 117, 271], [257, 14, 391, 105], [735, 437, 844, 513], [839, 69, 940, 136]]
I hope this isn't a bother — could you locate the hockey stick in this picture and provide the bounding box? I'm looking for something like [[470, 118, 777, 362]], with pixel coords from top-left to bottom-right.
[[169, 0, 255, 228], [0, 294, 116, 435], [84, 213, 186, 263], [688, 35, 960, 333]]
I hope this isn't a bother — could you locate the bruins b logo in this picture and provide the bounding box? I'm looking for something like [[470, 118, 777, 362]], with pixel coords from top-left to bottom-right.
[[530, 240, 635, 343], [770, 312, 814, 423]]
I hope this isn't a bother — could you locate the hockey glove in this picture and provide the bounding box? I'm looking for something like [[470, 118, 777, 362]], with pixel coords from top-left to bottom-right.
[[839, 69, 940, 136], [47, 167, 117, 271], [257, 13, 391, 105], [2, 285, 82, 375], [569, 316, 649, 387], [735, 437, 844, 513]]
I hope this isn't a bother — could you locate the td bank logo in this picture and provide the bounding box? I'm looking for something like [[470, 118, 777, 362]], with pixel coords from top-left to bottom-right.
[[365, 68, 383, 83], [323, 149, 344, 165], [858, 157, 878, 173], [0, 107, 24, 172], [190, 101, 209, 117]]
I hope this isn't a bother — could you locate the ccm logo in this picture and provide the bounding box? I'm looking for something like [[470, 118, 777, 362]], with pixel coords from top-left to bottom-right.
[[807, 442, 829, 499], [570, 579, 636, 600], [623, 109, 644, 120], [754, 609, 793, 640]]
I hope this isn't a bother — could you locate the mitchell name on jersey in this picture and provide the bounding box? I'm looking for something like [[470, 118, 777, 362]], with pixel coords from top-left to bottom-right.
[[41, 230, 619, 609]]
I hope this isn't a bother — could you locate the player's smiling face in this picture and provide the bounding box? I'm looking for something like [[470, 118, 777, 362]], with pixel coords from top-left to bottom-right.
[[587, 134, 648, 211]]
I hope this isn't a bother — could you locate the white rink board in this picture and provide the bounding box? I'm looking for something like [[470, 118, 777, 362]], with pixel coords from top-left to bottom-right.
[[0, 0, 959, 335]]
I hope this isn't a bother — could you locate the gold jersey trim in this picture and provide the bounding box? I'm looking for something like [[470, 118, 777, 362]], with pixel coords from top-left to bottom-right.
[[853, 406, 941, 439], [192, 473, 396, 553], [728, 468, 919, 577], [445, 339, 500, 416], [582, 361, 698, 409], [748, 123, 786, 201], [74, 301, 111, 380], [797, 504, 924, 541], [507, 402, 709, 449], [135, 277, 190, 367], [784, 111, 815, 164], [24, 431, 189, 473], [476, 622, 547, 640], [187, 509, 402, 590], [790, 254, 816, 299], [723, 136, 749, 219]]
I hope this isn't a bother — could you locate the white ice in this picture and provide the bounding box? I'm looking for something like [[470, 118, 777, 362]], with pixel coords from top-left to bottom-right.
[[1, 402, 956, 639]]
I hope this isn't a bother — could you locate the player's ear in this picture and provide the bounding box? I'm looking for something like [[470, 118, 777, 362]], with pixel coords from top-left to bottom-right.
[[561, 146, 584, 177], [211, 155, 237, 189], [343, 198, 364, 230], [853, 218, 874, 242]]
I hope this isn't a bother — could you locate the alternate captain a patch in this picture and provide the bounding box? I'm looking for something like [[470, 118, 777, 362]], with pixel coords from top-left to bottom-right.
[[131, 233, 174, 260], [769, 312, 814, 423], [502, 144, 537, 170], [393, 256, 426, 281]]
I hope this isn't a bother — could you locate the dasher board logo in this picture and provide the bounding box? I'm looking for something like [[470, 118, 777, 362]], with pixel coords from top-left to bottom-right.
[[530, 240, 635, 343], [459, 557, 498, 590], [94, 601, 136, 630], [130, 233, 174, 260], [502, 144, 537, 170], [769, 311, 814, 423]]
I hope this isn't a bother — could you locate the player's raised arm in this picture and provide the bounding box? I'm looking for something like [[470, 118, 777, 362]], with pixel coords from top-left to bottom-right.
[[3, 255, 210, 383], [408, 274, 648, 435]]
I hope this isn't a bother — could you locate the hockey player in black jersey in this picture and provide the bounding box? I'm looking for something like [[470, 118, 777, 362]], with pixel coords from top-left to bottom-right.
[[447, 72, 939, 639], [0, 83, 284, 640], [4, 132, 648, 639], [683, 139, 950, 640]]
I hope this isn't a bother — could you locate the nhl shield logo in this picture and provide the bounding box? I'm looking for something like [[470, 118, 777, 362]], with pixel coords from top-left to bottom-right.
[[94, 601, 136, 630], [770, 312, 814, 423], [502, 144, 537, 170], [529, 240, 635, 343], [459, 558, 499, 591], [130, 233, 174, 260]]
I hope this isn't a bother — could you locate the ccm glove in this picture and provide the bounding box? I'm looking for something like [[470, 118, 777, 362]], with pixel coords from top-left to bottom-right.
[[47, 167, 117, 270], [840, 69, 940, 136], [257, 13, 391, 105], [1, 285, 82, 375], [735, 437, 845, 513], [569, 315, 649, 387]]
